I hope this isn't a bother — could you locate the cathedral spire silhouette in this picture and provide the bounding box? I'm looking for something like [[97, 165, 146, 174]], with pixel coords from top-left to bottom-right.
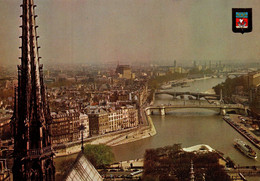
[[12, 0, 55, 180]]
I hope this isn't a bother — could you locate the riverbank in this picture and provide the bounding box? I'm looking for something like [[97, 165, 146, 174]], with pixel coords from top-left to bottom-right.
[[223, 114, 260, 150], [107, 112, 156, 146], [54, 108, 157, 157]]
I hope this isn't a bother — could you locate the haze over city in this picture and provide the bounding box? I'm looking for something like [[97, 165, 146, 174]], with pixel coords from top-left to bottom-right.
[[1, 0, 260, 180], [0, 0, 260, 66]]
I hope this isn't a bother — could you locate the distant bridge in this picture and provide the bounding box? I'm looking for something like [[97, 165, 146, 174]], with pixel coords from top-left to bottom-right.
[[226, 72, 248, 78], [155, 91, 220, 100], [145, 103, 246, 116]]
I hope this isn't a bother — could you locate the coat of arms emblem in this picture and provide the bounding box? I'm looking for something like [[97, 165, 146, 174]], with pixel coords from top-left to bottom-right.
[[232, 8, 252, 34]]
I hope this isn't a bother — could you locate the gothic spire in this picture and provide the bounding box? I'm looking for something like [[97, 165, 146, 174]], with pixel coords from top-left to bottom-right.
[[12, 0, 55, 180], [20, 0, 44, 125]]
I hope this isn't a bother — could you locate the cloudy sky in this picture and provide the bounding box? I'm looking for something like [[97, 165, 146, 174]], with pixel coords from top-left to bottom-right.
[[0, 0, 259, 66]]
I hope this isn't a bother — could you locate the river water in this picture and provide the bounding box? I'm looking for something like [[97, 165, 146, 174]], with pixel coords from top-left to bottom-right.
[[112, 78, 260, 169]]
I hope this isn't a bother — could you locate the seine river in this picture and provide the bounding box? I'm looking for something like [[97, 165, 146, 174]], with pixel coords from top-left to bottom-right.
[[112, 77, 260, 169]]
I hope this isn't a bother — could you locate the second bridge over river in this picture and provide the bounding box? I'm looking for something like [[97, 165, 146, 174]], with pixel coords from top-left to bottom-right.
[[145, 101, 247, 116], [155, 91, 221, 100]]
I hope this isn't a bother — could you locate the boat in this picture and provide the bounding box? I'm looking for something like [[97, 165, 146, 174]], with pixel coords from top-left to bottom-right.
[[181, 84, 190, 88], [234, 139, 257, 159], [161, 83, 172, 89], [172, 81, 185, 87]]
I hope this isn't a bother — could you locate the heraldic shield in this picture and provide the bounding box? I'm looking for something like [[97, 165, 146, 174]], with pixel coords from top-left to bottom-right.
[[232, 8, 252, 34]]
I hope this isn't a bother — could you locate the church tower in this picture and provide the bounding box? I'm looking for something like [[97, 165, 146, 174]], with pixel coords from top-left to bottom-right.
[[12, 0, 55, 180]]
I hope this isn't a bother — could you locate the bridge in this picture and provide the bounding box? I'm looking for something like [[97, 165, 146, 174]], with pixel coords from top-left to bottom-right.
[[226, 72, 248, 77], [145, 103, 246, 116], [216, 72, 249, 79], [155, 91, 220, 100]]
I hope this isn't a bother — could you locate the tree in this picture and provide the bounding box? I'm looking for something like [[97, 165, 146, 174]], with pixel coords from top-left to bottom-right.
[[148, 72, 187, 89], [213, 76, 250, 99], [83, 144, 115, 168], [143, 145, 231, 181]]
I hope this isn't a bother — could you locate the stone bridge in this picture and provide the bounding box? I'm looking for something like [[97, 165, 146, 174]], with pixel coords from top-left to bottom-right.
[[226, 72, 248, 78], [155, 91, 220, 100], [145, 103, 246, 116]]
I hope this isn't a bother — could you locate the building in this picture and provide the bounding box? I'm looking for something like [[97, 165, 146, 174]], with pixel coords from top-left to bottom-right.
[[51, 110, 89, 144], [248, 71, 260, 88], [193, 60, 197, 68], [128, 108, 139, 128], [169, 66, 183, 74], [11, 0, 55, 180], [108, 107, 138, 132], [155, 72, 166, 76], [88, 109, 110, 135], [88, 107, 138, 135], [116, 65, 132, 79], [80, 113, 90, 138], [198, 65, 203, 71], [118, 92, 130, 101], [250, 87, 260, 119], [108, 108, 127, 132]]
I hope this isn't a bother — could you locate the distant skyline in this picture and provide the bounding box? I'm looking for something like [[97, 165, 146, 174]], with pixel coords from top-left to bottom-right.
[[0, 0, 260, 66]]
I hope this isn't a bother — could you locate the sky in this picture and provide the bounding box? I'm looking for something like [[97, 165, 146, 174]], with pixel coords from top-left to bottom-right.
[[0, 0, 260, 66]]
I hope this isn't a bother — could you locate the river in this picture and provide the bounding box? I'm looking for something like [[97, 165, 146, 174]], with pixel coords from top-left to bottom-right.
[[112, 77, 260, 169]]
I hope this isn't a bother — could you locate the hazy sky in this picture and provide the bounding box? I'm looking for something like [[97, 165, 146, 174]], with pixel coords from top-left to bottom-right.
[[0, 0, 260, 66]]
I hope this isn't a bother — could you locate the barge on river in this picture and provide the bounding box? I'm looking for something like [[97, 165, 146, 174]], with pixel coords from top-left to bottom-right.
[[234, 139, 257, 159]]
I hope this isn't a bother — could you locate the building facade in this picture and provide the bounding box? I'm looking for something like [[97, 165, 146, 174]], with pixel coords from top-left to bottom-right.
[[79, 113, 90, 139], [116, 65, 132, 79], [88, 107, 138, 135], [127, 108, 139, 128], [108, 109, 126, 132], [248, 71, 260, 88], [108, 108, 138, 132], [103, 107, 138, 133], [51, 110, 89, 144], [88, 109, 110, 135]]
